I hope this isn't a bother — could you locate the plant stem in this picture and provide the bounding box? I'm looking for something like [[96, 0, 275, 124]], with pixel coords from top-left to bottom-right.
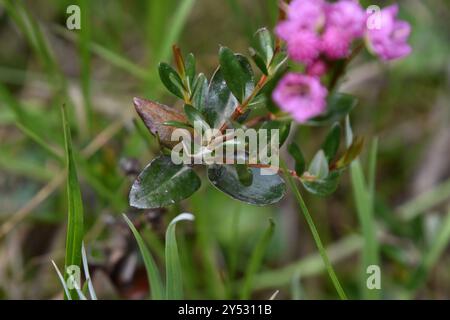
[[281, 160, 348, 300], [219, 74, 268, 133]]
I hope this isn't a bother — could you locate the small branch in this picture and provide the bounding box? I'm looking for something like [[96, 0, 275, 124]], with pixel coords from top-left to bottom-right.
[[247, 163, 316, 182]]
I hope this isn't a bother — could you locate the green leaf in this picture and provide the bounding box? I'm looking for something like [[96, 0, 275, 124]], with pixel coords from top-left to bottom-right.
[[163, 120, 193, 130], [260, 120, 291, 147], [250, 49, 268, 75], [236, 54, 255, 98], [123, 214, 164, 300], [240, 218, 275, 299], [335, 136, 365, 169], [301, 171, 341, 197], [165, 213, 195, 299], [185, 53, 196, 88], [207, 165, 285, 205], [129, 156, 201, 209], [308, 150, 329, 179], [184, 104, 210, 134], [204, 66, 239, 128], [288, 143, 306, 176], [158, 62, 185, 99], [308, 93, 358, 125], [61, 104, 84, 300], [255, 27, 274, 65], [235, 164, 253, 186], [322, 123, 341, 162], [218, 47, 254, 103], [267, 52, 288, 75], [191, 73, 208, 110]]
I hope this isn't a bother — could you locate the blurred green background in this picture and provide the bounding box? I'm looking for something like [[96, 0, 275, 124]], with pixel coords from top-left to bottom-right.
[[0, 0, 449, 299]]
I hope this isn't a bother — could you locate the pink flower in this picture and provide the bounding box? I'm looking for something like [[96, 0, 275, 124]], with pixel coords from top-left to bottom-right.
[[272, 73, 328, 123], [306, 60, 328, 77], [321, 0, 365, 59], [321, 26, 352, 59], [366, 4, 412, 61], [286, 31, 322, 65], [275, 0, 325, 65], [326, 0, 366, 38], [286, 0, 326, 31]]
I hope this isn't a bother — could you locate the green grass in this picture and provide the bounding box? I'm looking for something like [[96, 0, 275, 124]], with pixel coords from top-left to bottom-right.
[[240, 218, 275, 299], [124, 214, 164, 300], [407, 209, 450, 295], [349, 133, 380, 299], [61, 104, 84, 300], [124, 213, 195, 300]]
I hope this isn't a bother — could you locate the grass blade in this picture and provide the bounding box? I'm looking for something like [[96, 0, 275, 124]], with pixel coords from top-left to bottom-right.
[[51, 260, 72, 300], [156, 0, 196, 63], [79, 0, 94, 134], [240, 219, 275, 299], [250, 234, 363, 290], [123, 214, 164, 300], [407, 209, 450, 294], [347, 117, 380, 299], [61, 104, 84, 300], [165, 213, 195, 300], [350, 158, 379, 299], [81, 242, 97, 300], [398, 179, 450, 221]]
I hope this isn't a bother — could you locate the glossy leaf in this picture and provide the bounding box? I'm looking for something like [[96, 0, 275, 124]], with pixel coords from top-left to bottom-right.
[[308, 150, 329, 179], [250, 49, 268, 75], [191, 73, 208, 110], [184, 104, 210, 135], [204, 67, 239, 128], [255, 27, 274, 65], [158, 62, 185, 99], [129, 156, 201, 208], [185, 53, 196, 88], [207, 165, 285, 205], [301, 171, 341, 197], [322, 122, 341, 162], [219, 47, 254, 103], [308, 93, 358, 125], [288, 143, 306, 176]]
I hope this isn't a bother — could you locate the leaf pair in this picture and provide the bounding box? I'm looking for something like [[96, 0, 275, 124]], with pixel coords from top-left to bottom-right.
[[288, 121, 363, 197], [129, 156, 286, 209]]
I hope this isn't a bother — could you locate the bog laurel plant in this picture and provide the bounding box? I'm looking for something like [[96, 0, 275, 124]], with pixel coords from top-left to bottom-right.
[[128, 0, 412, 299]]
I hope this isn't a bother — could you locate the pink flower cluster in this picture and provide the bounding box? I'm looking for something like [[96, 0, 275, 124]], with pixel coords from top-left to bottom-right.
[[272, 0, 412, 123]]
